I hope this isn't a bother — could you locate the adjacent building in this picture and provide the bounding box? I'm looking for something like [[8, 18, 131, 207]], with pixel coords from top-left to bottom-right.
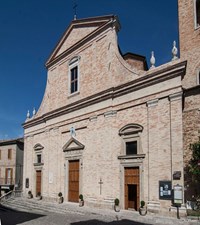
[[0, 138, 24, 194], [178, 0, 200, 199], [23, 13, 187, 216]]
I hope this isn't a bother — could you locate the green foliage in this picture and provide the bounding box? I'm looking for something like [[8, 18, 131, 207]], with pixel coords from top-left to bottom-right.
[[140, 200, 145, 208], [79, 194, 83, 201], [114, 198, 119, 206], [189, 141, 200, 176], [187, 209, 200, 217]]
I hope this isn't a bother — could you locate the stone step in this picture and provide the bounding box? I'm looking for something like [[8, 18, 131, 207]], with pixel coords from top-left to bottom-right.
[[2, 197, 198, 225], [1, 197, 84, 215]]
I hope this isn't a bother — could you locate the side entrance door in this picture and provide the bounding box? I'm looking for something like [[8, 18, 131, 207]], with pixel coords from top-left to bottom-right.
[[68, 160, 79, 202], [124, 167, 140, 210], [36, 170, 42, 195]]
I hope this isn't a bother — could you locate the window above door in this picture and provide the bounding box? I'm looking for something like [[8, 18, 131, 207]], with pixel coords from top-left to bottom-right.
[[33, 143, 44, 167], [118, 124, 145, 159]]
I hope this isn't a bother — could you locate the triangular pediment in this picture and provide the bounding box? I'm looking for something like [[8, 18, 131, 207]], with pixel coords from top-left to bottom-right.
[[55, 25, 98, 57], [46, 15, 120, 67], [63, 137, 85, 152]]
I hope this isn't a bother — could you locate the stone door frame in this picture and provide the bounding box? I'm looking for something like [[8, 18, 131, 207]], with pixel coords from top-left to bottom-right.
[[64, 155, 83, 202], [120, 162, 144, 210]]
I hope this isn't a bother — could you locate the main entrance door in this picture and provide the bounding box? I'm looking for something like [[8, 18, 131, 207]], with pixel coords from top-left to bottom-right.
[[124, 167, 140, 210], [36, 170, 41, 194], [68, 160, 79, 202]]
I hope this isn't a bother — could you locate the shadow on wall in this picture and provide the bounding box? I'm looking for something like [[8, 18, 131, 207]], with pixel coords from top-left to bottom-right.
[[71, 219, 152, 225], [0, 205, 45, 225]]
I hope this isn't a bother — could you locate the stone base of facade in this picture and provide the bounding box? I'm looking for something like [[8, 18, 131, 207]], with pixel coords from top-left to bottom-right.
[[41, 196, 58, 203], [85, 197, 114, 210], [168, 205, 187, 218], [147, 201, 161, 214], [147, 201, 187, 218]]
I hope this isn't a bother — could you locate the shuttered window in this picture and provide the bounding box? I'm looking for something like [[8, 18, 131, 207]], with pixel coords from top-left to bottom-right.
[[8, 149, 12, 159], [5, 168, 13, 184]]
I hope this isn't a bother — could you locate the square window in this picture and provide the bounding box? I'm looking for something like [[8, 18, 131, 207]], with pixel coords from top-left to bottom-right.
[[126, 141, 137, 155]]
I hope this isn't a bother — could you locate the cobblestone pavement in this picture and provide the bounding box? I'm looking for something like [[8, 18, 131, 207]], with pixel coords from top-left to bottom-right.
[[0, 204, 199, 225]]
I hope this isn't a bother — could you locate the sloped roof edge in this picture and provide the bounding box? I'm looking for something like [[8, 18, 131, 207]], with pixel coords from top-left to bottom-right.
[[0, 137, 24, 146], [45, 15, 120, 67]]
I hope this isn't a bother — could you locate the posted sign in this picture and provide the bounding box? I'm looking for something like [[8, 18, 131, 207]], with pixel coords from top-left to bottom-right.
[[174, 184, 183, 204], [159, 181, 172, 200]]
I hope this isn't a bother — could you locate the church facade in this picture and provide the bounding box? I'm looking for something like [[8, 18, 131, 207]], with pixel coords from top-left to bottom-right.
[[23, 13, 187, 215]]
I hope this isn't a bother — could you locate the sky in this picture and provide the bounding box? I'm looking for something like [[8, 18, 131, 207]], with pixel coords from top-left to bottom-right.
[[0, 0, 179, 139]]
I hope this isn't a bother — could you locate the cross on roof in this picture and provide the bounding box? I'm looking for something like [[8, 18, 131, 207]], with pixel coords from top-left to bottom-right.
[[73, 1, 78, 20]]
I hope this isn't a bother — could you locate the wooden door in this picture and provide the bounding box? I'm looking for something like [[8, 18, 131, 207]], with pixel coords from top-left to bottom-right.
[[68, 160, 79, 202], [36, 170, 42, 195], [124, 167, 139, 210]]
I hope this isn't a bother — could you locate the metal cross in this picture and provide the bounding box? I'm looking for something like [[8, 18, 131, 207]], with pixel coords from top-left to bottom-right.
[[73, 1, 78, 20], [98, 178, 103, 195]]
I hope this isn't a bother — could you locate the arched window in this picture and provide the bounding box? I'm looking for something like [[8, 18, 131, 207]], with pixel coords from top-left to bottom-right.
[[195, 0, 200, 28]]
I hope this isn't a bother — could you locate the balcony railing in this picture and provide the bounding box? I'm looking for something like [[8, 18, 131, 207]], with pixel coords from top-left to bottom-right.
[[0, 178, 14, 185]]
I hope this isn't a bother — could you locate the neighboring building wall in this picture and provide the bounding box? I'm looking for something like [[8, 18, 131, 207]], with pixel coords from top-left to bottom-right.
[[0, 145, 16, 185], [16, 143, 24, 189], [123, 53, 148, 71], [178, 0, 200, 199], [0, 139, 24, 192]]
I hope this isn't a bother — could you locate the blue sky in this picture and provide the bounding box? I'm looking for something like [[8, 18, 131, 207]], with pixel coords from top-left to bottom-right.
[[0, 0, 178, 139]]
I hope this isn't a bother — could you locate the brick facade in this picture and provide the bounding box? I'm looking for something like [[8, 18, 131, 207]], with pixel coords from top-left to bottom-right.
[[178, 0, 200, 199], [23, 15, 187, 216]]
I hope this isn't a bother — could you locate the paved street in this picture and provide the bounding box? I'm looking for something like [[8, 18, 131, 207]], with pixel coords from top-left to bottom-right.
[[0, 203, 199, 225], [0, 205, 148, 225]]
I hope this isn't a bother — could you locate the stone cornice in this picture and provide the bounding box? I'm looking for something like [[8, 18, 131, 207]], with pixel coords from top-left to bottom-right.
[[118, 154, 145, 159], [23, 61, 186, 129], [147, 99, 159, 108], [169, 92, 183, 101]]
